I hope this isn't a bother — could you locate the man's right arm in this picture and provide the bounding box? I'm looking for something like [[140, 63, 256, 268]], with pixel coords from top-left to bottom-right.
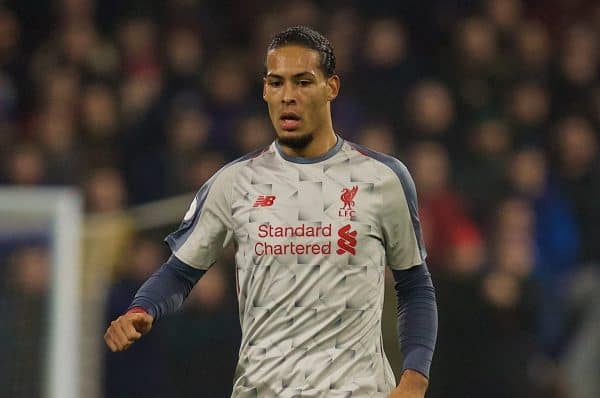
[[104, 255, 205, 352], [127, 255, 206, 320], [104, 159, 240, 352]]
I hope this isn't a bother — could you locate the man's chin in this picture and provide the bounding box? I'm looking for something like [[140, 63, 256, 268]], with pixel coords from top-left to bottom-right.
[[277, 131, 314, 149]]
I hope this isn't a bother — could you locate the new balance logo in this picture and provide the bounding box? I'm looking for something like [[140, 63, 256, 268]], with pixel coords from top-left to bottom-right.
[[253, 195, 276, 207], [336, 224, 357, 255]]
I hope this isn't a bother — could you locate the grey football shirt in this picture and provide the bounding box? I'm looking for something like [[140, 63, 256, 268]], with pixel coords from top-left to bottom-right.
[[166, 136, 426, 397]]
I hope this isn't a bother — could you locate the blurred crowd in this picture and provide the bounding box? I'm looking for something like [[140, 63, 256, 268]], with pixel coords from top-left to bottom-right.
[[0, 0, 599, 397]]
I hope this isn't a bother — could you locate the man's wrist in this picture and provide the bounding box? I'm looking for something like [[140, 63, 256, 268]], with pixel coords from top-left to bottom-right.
[[398, 369, 428, 393]]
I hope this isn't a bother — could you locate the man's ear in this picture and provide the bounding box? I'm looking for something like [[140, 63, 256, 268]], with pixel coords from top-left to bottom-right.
[[327, 75, 340, 101]]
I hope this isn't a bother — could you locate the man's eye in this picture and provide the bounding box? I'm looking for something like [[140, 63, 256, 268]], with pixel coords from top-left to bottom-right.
[[269, 81, 282, 87], [299, 80, 312, 86]]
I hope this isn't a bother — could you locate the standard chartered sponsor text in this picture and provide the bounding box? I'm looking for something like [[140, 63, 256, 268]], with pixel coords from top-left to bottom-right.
[[255, 223, 333, 256]]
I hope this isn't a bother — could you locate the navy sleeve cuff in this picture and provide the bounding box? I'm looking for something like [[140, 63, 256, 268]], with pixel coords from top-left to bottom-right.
[[402, 345, 434, 379]]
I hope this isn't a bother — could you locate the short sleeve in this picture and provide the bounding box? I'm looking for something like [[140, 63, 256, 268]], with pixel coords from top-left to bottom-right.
[[164, 167, 235, 270], [379, 159, 427, 270]]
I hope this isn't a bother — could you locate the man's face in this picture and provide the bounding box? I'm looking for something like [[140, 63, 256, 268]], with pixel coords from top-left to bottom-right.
[[263, 45, 338, 149]]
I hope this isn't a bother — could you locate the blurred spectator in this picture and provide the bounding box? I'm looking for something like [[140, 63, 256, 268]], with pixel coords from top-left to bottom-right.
[[36, 66, 81, 110], [203, 53, 255, 148], [2, 143, 46, 185], [553, 23, 599, 116], [118, 17, 159, 79], [506, 80, 550, 146], [485, 0, 523, 33], [81, 83, 120, 143], [0, 8, 21, 67], [356, 123, 398, 155], [406, 80, 458, 152], [103, 236, 169, 398], [357, 18, 420, 125], [478, 235, 540, 398], [508, 146, 580, 355], [117, 17, 164, 160], [552, 116, 600, 264], [85, 167, 128, 213], [120, 70, 163, 126], [449, 16, 509, 118], [83, 167, 135, 282], [164, 26, 204, 90], [80, 82, 122, 167], [57, 0, 95, 25], [233, 114, 273, 156], [187, 150, 227, 190], [324, 6, 361, 77], [508, 147, 580, 275], [35, 103, 81, 184], [409, 141, 480, 269], [493, 196, 535, 244], [124, 90, 214, 199], [277, 0, 320, 30], [454, 16, 498, 72], [514, 21, 552, 79], [247, 12, 287, 77], [60, 22, 98, 67], [323, 7, 367, 140], [447, 221, 486, 276], [163, 100, 212, 195], [559, 24, 598, 88], [456, 116, 511, 221]]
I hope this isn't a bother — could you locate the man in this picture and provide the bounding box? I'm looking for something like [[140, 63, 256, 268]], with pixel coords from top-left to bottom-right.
[[105, 26, 437, 398]]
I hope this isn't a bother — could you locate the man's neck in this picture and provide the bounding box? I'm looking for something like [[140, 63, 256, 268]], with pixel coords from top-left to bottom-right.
[[279, 129, 338, 159]]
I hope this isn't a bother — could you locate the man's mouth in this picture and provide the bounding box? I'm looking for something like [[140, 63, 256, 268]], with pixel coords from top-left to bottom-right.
[[279, 112, 301, 131]]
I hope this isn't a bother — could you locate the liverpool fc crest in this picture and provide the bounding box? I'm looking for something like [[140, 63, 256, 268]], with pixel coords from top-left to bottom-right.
[[339, 186, 359, 217]]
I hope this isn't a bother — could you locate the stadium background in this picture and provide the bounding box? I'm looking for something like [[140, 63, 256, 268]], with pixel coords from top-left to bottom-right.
[[0, 0, 599, 397]]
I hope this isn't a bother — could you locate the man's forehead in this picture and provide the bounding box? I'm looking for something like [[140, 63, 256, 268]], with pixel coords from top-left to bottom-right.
[[265, 45, 322, 76]]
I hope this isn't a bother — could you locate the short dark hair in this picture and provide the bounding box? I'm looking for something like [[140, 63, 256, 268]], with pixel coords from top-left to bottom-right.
[[267, 26, 336, 77]]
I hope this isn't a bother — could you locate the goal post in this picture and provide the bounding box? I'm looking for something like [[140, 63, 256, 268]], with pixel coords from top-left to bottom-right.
[[0, 187, 82, 398]]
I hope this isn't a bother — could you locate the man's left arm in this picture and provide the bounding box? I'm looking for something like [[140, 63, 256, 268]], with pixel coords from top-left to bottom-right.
[[365, 153, 437, 396], [389, 264, 438, 398]]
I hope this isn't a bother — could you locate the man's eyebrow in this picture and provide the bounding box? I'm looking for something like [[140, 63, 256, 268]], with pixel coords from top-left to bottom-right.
[[266, 71, 316, 78]]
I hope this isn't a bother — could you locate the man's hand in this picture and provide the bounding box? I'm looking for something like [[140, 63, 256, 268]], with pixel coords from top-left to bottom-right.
[[104, 311, 154, 352], [388, 369, 429, 398]]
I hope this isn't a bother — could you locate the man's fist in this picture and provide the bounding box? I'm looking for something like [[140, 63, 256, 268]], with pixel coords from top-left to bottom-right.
[[104, 311, 154, 352]]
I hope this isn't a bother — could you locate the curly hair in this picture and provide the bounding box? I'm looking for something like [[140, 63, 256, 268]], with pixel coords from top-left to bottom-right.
[[267, 26, 336, 77]]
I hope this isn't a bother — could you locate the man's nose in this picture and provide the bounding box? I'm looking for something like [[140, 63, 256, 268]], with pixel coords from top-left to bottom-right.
[[281, 82, 296, 104]]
